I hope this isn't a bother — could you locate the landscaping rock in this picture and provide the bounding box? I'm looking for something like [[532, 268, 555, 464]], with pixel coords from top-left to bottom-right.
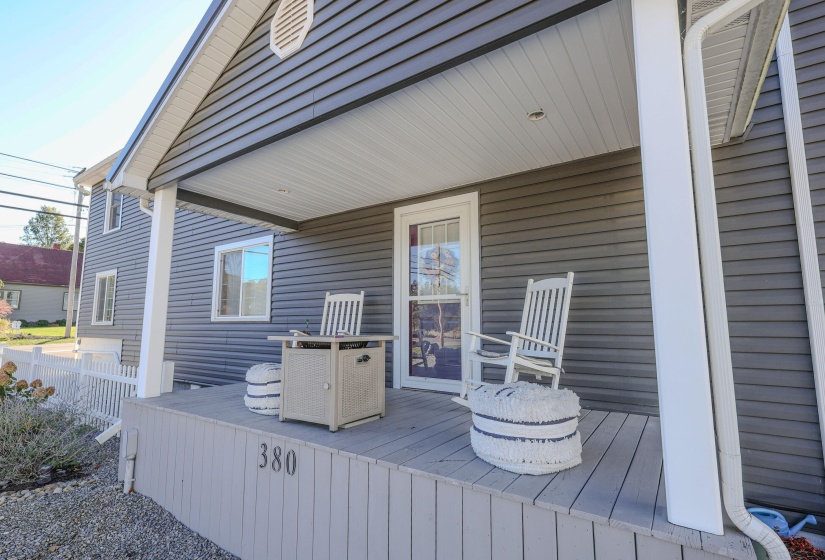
[[0, 438, 236, 559]]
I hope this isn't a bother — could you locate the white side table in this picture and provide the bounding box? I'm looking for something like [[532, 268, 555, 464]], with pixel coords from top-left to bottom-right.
[[267, 335, 397, 432]]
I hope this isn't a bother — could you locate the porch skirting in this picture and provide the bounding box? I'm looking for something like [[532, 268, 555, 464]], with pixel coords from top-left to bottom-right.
[[118, 385, 752, 560]]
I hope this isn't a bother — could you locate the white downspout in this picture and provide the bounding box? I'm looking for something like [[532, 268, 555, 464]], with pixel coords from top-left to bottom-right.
[[684, 1, 790, 558], [139, 197, 153, 218], [776, 15, 825, 467]]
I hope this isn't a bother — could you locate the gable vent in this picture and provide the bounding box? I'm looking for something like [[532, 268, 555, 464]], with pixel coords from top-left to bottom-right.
[[270, 0, 314, 60]]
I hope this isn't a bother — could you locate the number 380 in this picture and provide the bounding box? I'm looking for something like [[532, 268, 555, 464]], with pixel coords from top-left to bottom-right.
[[259, 443, 296, 475]]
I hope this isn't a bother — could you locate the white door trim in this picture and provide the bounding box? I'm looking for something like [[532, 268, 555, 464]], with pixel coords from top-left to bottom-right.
[[393, 192, 481, 391]]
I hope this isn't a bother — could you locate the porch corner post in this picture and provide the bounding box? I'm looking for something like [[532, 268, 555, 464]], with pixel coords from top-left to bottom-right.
[[631, 0, 723, 534], [137, 185, 177, 398]]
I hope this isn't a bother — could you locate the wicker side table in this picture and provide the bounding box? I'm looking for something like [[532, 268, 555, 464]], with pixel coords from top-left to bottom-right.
[[267, 335, 397, 432]]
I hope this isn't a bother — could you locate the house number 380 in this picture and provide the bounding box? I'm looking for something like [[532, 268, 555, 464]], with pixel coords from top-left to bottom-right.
[[259, 443, 296, 475]]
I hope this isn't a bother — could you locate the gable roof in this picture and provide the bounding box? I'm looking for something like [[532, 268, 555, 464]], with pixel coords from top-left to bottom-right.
[[108, 0, 271, 193], [0, 244, 83, 287]]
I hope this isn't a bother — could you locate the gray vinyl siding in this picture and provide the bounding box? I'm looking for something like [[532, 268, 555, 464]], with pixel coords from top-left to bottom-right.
[[164, 149, 657, 415], [148, 0, 606, 189], [4, 283, 76, 323], [709, 0, 824, 521], [78, 187, 151, 365]]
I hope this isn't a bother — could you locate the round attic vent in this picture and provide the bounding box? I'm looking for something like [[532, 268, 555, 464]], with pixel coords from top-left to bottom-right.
[[270, 0, 314, 60], [527, 110, 546, 122]]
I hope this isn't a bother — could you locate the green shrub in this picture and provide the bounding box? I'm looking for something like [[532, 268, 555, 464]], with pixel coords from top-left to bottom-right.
[[0, 398, 96, 484], [55, 319, 66, 327], [35, 319, 50, 327]]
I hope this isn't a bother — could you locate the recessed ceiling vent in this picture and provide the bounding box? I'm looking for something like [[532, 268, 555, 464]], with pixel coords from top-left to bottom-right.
[[270, 0, 314, 60]]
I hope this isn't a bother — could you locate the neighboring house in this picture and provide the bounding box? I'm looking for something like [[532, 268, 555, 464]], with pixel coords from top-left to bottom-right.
[[0, 243, 82, 323], [74, 0, 825, 557]]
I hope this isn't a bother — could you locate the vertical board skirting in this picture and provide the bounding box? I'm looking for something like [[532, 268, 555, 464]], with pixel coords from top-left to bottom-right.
[[411, 476, 436, 560], [281, 439, 300, 559], [297, 445, 316, 560], [267, 436, 286, 560], [389, 469, 412, 560], [436, 481, 463, 558], [126, 404, 742, 560], [594, 523, 636, 560], [367, 464, 390, 560], [557, 514, 596, 560], [348, 459, 369, 559], [329, 453, 350, 560], [313, 450, 333, 560]]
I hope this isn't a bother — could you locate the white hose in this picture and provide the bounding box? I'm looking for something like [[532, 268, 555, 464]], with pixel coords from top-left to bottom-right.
[[683, 1, 790, 558]]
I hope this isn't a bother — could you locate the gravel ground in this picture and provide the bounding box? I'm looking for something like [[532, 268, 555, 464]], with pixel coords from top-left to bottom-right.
[[0, 438, 236, 560]]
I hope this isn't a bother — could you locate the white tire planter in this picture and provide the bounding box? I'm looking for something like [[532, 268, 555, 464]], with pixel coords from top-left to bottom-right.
[[467, 381, 582, 475], [245, 363, 281, 416]]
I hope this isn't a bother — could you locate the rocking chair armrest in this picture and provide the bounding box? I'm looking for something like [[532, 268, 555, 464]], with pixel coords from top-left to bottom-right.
[[289, 330, 309, 336], [466, 331, 510, 346], [506, 331, 560, 351]]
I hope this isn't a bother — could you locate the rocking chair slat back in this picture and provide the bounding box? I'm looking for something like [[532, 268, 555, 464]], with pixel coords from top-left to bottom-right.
[[517, 273, 574, 363], [320, 291, 365, 336]]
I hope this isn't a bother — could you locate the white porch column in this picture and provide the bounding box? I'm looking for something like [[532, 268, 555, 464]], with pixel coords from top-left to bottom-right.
[[137, 185, 177, 398], [631, 0, 723, 533]]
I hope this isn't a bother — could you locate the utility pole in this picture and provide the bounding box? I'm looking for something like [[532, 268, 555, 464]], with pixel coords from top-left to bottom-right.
[[65, 183, 89, 338]]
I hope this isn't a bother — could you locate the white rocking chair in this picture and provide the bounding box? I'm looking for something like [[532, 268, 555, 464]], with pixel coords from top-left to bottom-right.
[[290, 291, 365, 340], [454, 272, 574, 404]]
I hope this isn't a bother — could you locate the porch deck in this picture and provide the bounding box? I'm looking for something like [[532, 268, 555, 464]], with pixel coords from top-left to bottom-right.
[[121, 385, 754, 560]]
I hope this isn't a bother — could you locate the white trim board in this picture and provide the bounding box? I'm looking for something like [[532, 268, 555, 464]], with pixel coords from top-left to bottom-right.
[[392, 192, 481, 392]]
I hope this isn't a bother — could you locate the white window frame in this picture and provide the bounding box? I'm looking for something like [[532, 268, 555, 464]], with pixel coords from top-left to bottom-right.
[[0, 290, 21, 310], [103, 190, 123, 234], [91, 269, 117, 326], [211, 235, 274, 323]]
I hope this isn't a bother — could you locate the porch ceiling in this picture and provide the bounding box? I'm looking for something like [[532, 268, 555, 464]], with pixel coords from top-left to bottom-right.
[[179, 0, 640, 225], [173, 0, 786, 229]]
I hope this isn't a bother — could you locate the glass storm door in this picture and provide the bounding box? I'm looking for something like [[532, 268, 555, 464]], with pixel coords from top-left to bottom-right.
[[396, 195, 479, 392]]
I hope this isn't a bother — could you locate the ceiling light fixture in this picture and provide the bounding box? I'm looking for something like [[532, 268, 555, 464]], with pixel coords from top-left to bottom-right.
[[527, 109, 546, 122]]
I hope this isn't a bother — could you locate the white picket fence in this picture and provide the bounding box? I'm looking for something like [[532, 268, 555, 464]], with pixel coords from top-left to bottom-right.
[[0, 346, 138, 434]]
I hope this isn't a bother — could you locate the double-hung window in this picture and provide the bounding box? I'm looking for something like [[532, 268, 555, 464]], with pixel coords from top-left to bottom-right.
[[104, 191, 123, 233], [212, 236, 273, 322], [92, 270, 117, 325], [0, 290, 20, 309]]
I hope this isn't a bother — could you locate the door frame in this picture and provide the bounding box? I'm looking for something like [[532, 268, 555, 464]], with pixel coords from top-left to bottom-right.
[[392, 191, 481, 391]]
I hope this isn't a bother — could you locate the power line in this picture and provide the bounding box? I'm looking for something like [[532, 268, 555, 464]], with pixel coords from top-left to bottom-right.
[[0, 204, 87, 220], [0, 189, 87, 208], [0, 152, 82, 173], [0, 172, 75, 190]]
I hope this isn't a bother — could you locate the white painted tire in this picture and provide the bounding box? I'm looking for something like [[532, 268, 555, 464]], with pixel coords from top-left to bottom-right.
[[467, 381, 582, 475]]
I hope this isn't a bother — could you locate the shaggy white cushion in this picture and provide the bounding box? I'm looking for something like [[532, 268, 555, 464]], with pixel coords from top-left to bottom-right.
[[245, 363, 281, 415], [467, 381, 582, 475]]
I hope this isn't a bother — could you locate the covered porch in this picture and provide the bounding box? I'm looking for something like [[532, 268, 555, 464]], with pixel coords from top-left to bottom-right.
[[120, 384, 754, 560], [107, 0, 795, 554]]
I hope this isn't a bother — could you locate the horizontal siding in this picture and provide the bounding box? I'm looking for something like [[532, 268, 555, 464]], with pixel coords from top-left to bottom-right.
[[709, 0, 824, 522], [148, 0, 608, 188], [164, 148, 658, 415], [5, 283, 75, 323], [78, 187, 151, 365]]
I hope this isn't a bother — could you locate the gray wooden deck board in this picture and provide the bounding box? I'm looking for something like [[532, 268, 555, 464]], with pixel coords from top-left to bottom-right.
[[128, 384, 755, 559]]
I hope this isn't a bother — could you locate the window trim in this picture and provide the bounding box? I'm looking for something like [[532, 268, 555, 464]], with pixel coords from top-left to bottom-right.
[[63, 291, 79, 311], [103, 190, 123, 234], [0, 289, 21, 310], [211, 235, 274, 323], [91, 269, 117, 326]]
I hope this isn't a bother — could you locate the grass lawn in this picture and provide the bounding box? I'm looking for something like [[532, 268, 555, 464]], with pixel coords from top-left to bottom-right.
[[2, 326, 76, 347]]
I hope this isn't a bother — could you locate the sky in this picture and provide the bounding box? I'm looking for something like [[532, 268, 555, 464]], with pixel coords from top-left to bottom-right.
[[0, 0, 212, 244]]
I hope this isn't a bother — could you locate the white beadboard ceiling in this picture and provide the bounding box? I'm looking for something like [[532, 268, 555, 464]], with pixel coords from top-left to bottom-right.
[[178, 0, 781, 227], [180, 0, 640, 225]]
